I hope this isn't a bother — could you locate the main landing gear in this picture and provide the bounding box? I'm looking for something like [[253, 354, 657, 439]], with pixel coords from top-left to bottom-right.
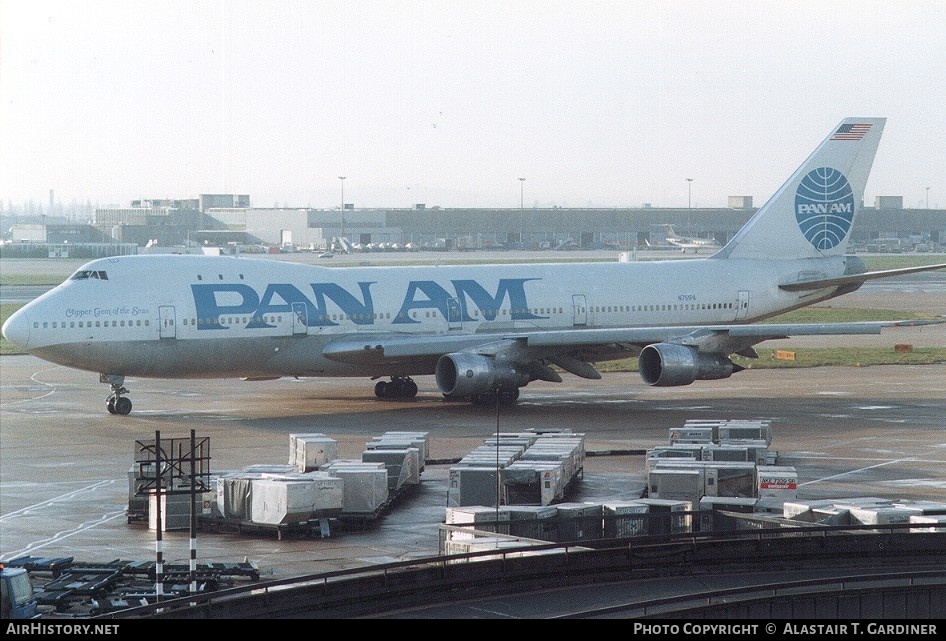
[[470, 387, 520, 407], [101, 374, 132, 415], [374, 377, 419, 399]]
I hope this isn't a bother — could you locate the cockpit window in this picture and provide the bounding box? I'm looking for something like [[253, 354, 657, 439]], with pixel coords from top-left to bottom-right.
[[70, 270, 109, 280]]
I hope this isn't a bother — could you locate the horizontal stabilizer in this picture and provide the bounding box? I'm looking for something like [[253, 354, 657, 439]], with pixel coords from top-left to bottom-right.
[[779, 262, 946, 291]]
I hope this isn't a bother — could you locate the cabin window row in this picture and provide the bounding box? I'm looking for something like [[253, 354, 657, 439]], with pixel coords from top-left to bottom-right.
[[591, 303, 736, 312], [37, 320, 150, 328]]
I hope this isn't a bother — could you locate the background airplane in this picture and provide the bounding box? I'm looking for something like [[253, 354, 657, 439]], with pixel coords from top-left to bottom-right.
[[645, 224, 722, 253], [3, 117, 945, 415]]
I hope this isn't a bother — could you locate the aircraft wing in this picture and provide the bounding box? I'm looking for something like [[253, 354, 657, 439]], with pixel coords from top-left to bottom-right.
[[321, 319, 940, 368]]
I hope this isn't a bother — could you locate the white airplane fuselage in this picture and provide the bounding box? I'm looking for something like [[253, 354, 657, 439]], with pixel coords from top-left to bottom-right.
[[8, 253, 845, 379]]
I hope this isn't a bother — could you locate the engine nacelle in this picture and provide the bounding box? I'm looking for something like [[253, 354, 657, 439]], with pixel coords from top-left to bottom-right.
[[638, 343, 737, 387], [435, 353, 529, 397]]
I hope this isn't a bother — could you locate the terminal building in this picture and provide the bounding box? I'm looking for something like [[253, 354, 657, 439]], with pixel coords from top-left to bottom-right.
[[2, 192, 944, 257]]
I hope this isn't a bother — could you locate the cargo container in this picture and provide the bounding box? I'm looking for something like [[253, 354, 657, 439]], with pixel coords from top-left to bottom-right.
[[602, 501, 649, 538], [651, 460, 757, 498], [756, 465, 798, 499], [366, 433, 430, 471], [215, 472, 263, 520], [554, 502, 603, 541], [715, 438, 770, 464], [718, 421, 772, 445], [849, 506, 916, 526], [636, 499, 693, 535], [697, 496, 758, 532], [362, 447, 421, 491], [648, 467, 704, 504], [444, 506, 512, 540], [149, 490, 205, 531], [506, 505, 559, 540], [645, 444, 704, 473], [503, 461, 566, 506], [909, 515, 946, 532], [448, 466, 505, 507], [288, 434, 338, 472], [892, 500, 946, 516], [668, 426, 715, 445], [322, 461, 388, 515], [250, 477, 342, 526]]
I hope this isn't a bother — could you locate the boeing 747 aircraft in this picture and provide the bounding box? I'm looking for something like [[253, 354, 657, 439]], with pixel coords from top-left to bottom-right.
[[4, 117, 945, 414]]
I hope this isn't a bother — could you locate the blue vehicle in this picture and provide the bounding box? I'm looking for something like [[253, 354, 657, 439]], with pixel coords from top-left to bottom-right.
[[0, 563, 38, 619]]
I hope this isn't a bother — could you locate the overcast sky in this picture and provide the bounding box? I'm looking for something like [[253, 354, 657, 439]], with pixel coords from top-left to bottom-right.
[[2, 0, 944, 211]]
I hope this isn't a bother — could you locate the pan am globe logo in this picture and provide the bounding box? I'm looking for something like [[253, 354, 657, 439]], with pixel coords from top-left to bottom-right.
[[795, 167, 855, 250]]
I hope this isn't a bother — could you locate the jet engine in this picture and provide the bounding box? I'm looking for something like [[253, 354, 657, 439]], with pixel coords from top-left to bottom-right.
[[638, 343, 740, 387], [435, 353, 529, 397]]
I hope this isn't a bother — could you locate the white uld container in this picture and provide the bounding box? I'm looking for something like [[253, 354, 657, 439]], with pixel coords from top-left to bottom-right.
[[909, 515, 946, 532], [448, 466, 505, 508], [362, 447, 420, 490], [756, 465, 798, 499], [669, 426, 715, 445], [250, 478, 318, 525], [216, 472, 263, 520], [324, 461, 388, 514], [148, 490, 201, 531], [718, 421, 772, 445], [849, 506, 916, 525], [374, 431, 430, 459], [645, 445, 704, 472], [554, 502, 603, 541], [506, 505, 559, 541], [602, 501, 649, 538], [292, 435, 338, 471], [648, 467, 704, 503], [307, 473, 344, 514], [445, 506, 512, 540], [892, 500, 946, 515], [636, 498, 693, 534], [503, 461, 566, 506]]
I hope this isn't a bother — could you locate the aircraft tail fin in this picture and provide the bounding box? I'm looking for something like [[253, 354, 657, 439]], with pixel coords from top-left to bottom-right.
[[715, 117, 886, 260]]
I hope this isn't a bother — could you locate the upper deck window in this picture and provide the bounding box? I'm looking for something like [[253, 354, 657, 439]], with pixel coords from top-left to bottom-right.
[[70, 270, 108, 280]]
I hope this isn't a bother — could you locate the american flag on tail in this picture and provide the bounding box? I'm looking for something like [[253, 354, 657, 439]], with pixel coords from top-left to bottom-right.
[[831, 123, 872, 141]]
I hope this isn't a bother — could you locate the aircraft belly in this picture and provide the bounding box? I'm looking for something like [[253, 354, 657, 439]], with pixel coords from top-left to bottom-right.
[[31, 336, 378, 379]]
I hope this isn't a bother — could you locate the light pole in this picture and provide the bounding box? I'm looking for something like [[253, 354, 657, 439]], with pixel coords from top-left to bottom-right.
[[686, 178, 693, 233], [338, 176, 346, 240], [518, 177, 526, 244]]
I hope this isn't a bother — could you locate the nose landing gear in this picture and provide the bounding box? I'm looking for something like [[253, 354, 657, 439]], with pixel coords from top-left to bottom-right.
[[101, 374, 132, 415]]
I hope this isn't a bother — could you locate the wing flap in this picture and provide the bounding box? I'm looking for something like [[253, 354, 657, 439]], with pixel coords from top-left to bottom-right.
[[320, 319, 940, 366]]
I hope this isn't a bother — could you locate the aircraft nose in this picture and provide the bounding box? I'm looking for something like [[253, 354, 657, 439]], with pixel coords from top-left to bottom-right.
[[2, 306, 31, 350]]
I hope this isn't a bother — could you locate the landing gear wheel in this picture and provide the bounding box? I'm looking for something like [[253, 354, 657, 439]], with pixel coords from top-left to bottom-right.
[[498, 388, 520, 405], [114, 397, 133, 415], [471, 388, 520, 406], [103, 377, 132, 415], [470, 392, 494, 406], [375, 377, 418, 399]]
